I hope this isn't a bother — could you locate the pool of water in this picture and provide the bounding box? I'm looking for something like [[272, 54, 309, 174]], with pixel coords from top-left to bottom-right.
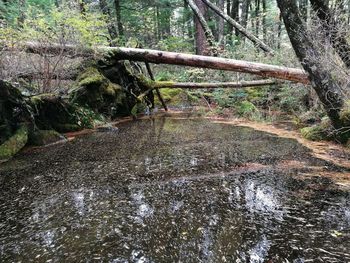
[[0, 117, 350, 262]]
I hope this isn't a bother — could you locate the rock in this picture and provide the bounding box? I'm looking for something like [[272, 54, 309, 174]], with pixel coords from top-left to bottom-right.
[[0, 125, 28, 161], [0, 80, 33, 145], [29, 130, 66, 146], [69, 67, 128, 117]]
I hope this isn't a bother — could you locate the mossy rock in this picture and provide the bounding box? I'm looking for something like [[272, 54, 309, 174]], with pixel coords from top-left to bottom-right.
[[70, 67, 128, 116], [0, 125, 28, 161], [300, 126, 329, 141], [0, 80, 33, 144], [29, 130, 66, 146]]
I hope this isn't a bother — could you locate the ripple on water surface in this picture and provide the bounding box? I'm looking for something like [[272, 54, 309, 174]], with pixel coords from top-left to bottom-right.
[[0, 117, 350, 262]]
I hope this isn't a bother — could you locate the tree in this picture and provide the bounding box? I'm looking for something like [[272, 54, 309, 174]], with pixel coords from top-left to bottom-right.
[[216, 0, 225, 44], [309, 0, 350, 68], [113, 0, 124, 38], [187, 0, 216, 55], [157, 0, 172, 40], [99, 0, 118, 44], [202, 0, 274, 54], [276, 0, 345, 132]]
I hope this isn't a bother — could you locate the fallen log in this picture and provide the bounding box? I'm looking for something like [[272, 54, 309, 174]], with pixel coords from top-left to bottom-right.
[[5, 42, 310, 84], [152, 79, 277, 89], [201, 0, 275, 55], [111, 47, 309, 84]]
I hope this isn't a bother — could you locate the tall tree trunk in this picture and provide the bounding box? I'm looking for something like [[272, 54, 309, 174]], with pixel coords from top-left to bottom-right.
[[241, 0, 251, 40], [277, 0, 345, 130], [310, 0, 350, 68], [255, 0, 260, 36], [184, 0, 193, 39], [216, 0, 225, 45], [114, 0, 124, 38], [187, 0, 217, 55], [262, 0, 267, 43], [202, 0, 275, 54], [231, 0, 240, 37], [99, 0, 118, 43], [158, 1, 172, 39], [276, 12, 282, 49]]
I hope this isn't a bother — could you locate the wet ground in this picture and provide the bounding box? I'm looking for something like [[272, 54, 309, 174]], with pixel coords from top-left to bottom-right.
[[1, 116, 350, 262]]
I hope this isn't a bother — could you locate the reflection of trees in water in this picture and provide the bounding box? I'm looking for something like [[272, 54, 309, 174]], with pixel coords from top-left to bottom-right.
[[114, 172, 287, 262]]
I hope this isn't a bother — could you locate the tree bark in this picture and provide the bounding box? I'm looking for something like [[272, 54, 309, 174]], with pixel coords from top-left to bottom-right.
[[110, 47, 307, 83], [114, 0, 124, 38], [241, 0, 251, 42], [262, 0, 267, 43], [299, 0, 308, 21], [310, 0, 350, 68], [152, 79, 277, 89], [277, 0, 344, 130], [201, 0, 275, 55], [216, 0, 225, 45], [187, 0, 217, 55], [230, 0, 239, 37], [255, 0, 260, 36]]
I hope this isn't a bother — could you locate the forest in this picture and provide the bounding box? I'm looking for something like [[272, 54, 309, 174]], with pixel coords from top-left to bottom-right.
[[1, 1, 350, 262], [1, 0, 350, 160]]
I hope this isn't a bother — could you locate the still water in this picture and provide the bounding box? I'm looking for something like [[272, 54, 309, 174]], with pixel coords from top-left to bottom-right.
[[0, 117, 350, 262]]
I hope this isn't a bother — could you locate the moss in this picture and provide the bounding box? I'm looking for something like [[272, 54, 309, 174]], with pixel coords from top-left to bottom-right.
[[77, 67, 106, 87], [340, 104, 350, 127], [70, 67, 129, 117], [0, 125, 28, 161], [300, 126, 329, 141], [29, 130, 65, 146], [29, 93, 57, 105]]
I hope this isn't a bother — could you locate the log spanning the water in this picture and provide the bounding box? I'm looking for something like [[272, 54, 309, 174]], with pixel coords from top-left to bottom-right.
[[152, 79, 277, 89], [9, 42, 310, 84], [111, 47, 309, 84]]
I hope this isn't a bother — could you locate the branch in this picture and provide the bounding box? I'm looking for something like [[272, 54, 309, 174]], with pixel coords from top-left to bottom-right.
[[201, 0, 275, 55]]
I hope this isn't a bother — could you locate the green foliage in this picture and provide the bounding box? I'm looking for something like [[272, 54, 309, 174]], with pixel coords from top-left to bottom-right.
[[157, 36, 193, 52], [0, 3, 108, 47], [300, 126, 328, 141], [236, 100, 258, 117]]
